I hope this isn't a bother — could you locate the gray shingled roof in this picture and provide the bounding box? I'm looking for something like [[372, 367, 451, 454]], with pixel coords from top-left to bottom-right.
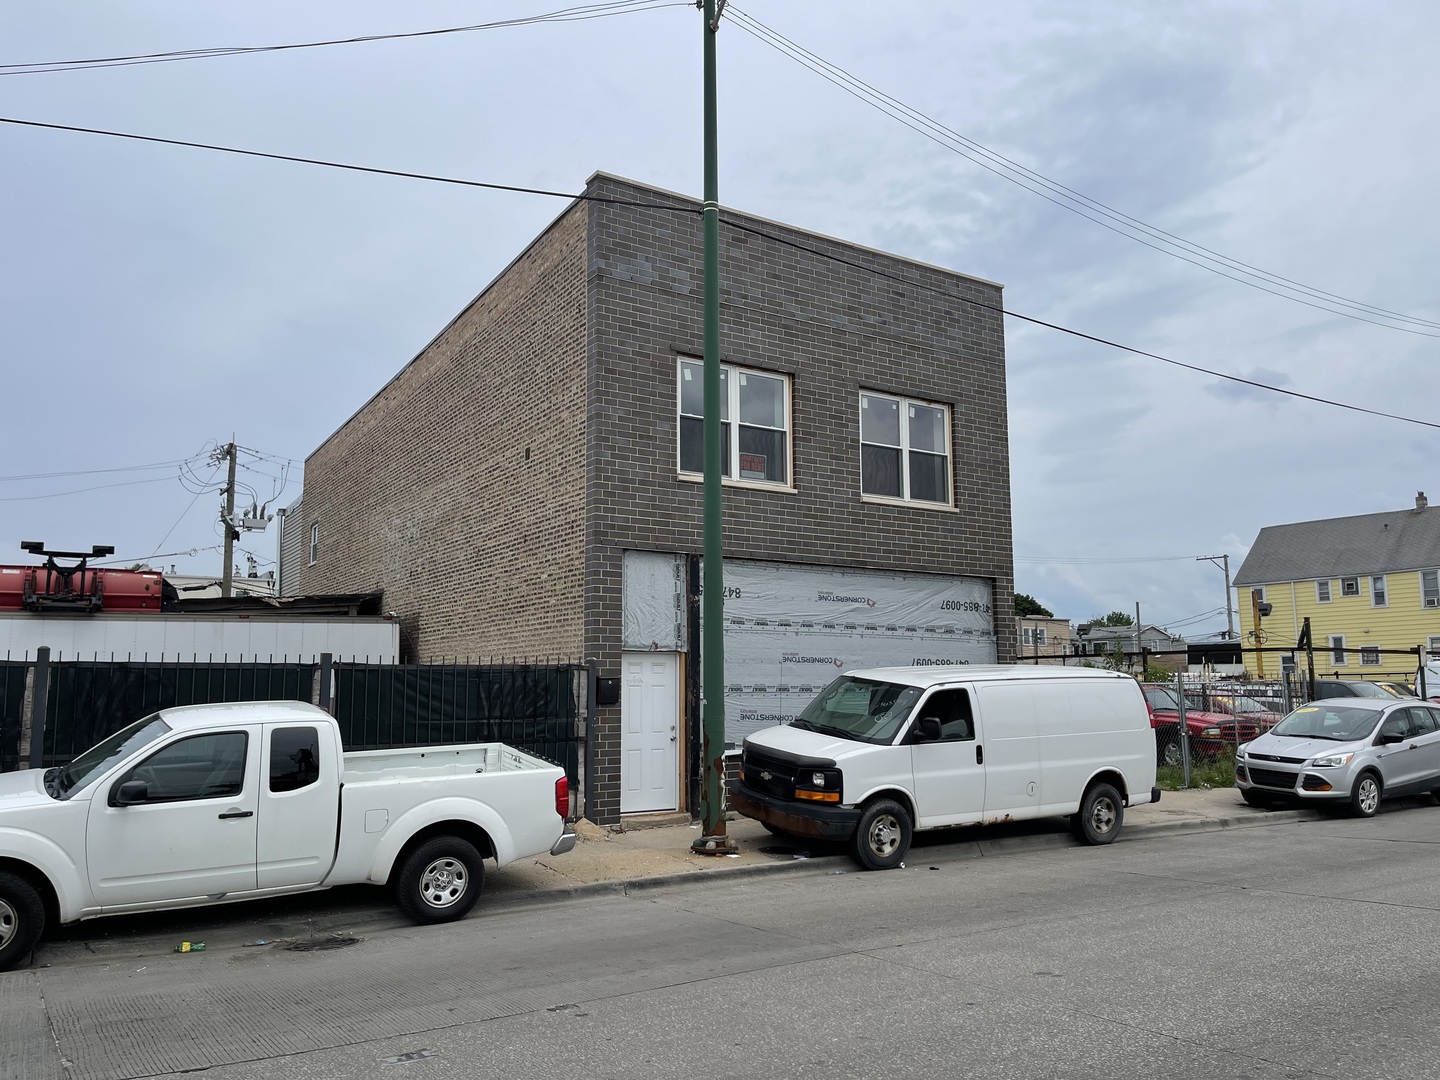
[[1234, 500, 1440, 585]]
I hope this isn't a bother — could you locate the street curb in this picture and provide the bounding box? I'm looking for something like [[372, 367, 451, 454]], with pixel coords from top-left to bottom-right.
[[484, 808, 1313, 910]]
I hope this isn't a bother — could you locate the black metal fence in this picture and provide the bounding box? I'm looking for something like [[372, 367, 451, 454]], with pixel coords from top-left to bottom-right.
[[0, 652, 589, 814]]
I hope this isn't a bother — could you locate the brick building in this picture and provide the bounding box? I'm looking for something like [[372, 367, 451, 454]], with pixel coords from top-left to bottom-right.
[[289, 172, 1014, 825]]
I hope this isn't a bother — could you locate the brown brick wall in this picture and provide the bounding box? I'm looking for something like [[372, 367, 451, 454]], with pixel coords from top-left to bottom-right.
[[580, 175, 1014, 823], [301, 203, 589, 660]]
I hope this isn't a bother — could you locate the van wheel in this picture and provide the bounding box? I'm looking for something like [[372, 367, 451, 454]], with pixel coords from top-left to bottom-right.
[[0, 871, 45, 973], [1350, 772, 1381, 818], [849, 799, 912, 870], [1076, 782, 1124, 845], [394, 837, 484, 923]]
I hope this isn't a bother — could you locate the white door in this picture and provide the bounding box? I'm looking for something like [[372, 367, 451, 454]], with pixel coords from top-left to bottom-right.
[[86, 727, 261, 908], [621, 652, 679, 813]]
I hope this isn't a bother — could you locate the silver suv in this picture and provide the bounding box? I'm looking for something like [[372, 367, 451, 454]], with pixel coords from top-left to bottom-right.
[[1236, 698, 1440, 816]]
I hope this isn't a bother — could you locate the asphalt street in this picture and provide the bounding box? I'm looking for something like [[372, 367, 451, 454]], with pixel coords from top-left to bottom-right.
[[6, 807, 1440, 1079]]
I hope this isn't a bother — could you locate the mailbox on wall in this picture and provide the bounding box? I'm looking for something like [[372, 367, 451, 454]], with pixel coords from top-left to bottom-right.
[[595, 676, 621, 707]]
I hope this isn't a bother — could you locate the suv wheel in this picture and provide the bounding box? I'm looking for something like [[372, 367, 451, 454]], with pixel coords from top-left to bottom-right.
[[1350, 771, 1381, 818]]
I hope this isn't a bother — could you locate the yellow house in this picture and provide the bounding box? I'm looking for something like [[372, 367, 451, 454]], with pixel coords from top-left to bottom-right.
[[1232, 493, 1440, 680]]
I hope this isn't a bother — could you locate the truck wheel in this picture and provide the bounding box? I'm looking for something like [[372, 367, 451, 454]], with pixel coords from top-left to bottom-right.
[[849, 799, 911, 871], [0, 871, 45, 973], [1076, 782, 1124, 846], [393, 837, 484, 924], [1350, 772, 1381, 818]]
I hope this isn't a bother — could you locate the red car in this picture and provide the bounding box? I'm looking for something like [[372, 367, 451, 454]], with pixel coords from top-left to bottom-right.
[[1141, 684, 1259, 765], [1191, 692, 1285, 732]]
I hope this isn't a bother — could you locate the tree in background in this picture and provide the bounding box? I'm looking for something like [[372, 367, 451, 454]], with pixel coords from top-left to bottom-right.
[[1014, 593, 1053, 618], [1090, 611, 1134, 627]]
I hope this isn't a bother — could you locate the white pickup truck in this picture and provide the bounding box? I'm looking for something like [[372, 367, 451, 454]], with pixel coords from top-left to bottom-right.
[[0, 700, 577, 970]]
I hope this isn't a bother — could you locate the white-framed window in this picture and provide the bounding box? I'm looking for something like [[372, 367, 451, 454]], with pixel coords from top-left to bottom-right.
[[677, 359, 790, 486], [1360, 647, 1381, 666], [1428, 635, 1440, 657], [308, 523, 319, 565], [1422, 570, 1440, 609], [1330, 634, 1347, 666], [1371, 575, 1388, 608], [859, 391, 952, 505], [1022, 627, 1047, 647], [1316, 579, 1332, 603], [1251, 586, 1266, 603], [1340, 576, 1360, 596]]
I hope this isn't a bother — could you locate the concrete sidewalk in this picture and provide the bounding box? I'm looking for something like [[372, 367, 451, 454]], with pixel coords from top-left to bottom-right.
[[484, 786, 1314, 903]]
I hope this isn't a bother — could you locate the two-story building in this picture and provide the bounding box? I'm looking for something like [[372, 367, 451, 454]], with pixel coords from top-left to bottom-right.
[[1233, 493, 1440, 679], [286, 172, 1014, 825]]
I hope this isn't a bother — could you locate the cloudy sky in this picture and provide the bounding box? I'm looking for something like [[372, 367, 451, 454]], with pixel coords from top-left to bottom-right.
[[3, 0, 1437, 638]]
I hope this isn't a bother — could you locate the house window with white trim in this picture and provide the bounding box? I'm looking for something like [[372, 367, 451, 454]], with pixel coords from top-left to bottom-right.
[[1371, 575, 1387, 608], [309, 523, 319, 565], [1422, 570, 1440, 609], [1316, 579, 1332, 603], [677, 359, 790, 486], [1022, 627, 1047, 647], [1340, 577, 1359, 597], [1360, 647, 1381, 666], [859, 392, 952, 504], [1428, 635, 1440, 657], [1330, 634, 1347, 666]]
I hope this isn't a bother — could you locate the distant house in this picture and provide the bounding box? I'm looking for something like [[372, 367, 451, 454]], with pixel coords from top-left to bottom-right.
[[1015, 615, 1072, 664], [1233, 492, 1440, 679], [1075, 623, 1185, 669]]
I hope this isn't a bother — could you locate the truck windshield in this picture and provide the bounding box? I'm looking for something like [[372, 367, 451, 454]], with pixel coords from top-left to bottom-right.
[[792, 676, 922, 745], [57, 715, 172, 798], [1270, 705, 1380, 743]]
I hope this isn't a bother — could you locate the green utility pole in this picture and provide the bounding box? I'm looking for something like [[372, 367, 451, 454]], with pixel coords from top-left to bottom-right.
[[693, 0, 736, 855]]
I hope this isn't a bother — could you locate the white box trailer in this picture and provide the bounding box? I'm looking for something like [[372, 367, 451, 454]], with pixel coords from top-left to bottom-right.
[[0, 612, 400, 662]]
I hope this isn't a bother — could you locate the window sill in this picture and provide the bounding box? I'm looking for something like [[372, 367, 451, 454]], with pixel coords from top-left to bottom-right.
[[676, 473, 796, 495], [860, 494, 958, 513]]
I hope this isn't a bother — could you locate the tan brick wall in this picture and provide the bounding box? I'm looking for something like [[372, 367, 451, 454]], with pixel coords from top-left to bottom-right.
[[302, 204, 589, 659]]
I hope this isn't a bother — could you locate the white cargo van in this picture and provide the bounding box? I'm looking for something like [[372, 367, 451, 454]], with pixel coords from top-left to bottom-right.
[[729, 665, 1159, 869]]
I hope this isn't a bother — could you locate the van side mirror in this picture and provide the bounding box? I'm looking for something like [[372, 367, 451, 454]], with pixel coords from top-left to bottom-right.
[[114, 779, 149, 806], [914, 717, 942, 742]]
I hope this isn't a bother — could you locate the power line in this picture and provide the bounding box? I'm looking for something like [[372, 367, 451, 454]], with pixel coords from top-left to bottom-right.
[[6, 113, 1435, 431], [0, 457, 195, 483], [0, 115, 700, 215], [0, 476, 173, 502], [0, 1, 690, 76], [1015, 554, 1200, 565], [719, 216, 1440, 431], [726, 7, 1440, 338]]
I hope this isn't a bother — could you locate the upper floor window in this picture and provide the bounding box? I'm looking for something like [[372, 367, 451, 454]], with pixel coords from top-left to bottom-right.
[[1022, 627, 1047, 647], [859, 392, 951, 504], [1371, 575, 1387, 608], [677, 359, 790, 486], [309, 523, 319, 565], [1330, 634, 1347, 666], [1316, 579, 1332, 603], [1422, 570, 1440, 609], [1340, 576, 1360, 597], [1360, 647, 1381, 666]]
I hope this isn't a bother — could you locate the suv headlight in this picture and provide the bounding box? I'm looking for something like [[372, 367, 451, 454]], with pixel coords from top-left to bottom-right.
[[1237, 742, 1251, 758], [1311, 752, 1355, 768]]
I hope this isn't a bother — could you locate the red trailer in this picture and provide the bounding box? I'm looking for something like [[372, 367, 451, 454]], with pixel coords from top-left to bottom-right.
[[0, 542, 164, 614]]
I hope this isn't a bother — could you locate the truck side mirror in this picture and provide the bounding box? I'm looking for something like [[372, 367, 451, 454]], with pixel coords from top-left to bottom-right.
[[113, 779, 149, 806], [914, 717, 942, 742]]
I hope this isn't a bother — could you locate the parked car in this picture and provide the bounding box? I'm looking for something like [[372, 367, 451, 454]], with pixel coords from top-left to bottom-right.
[[729, 665, 1159, 870], [1142, 684, 1257, 765], [1308, 679, 1399, 700], [1372, 680, 1418, 699], [1200, 692, 1285, 731], [1236, 698, 1440, 815], [0, 700, 577, 972]]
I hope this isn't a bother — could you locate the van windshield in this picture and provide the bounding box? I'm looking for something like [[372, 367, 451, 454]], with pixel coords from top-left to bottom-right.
[[791, 676, 923, 745]]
